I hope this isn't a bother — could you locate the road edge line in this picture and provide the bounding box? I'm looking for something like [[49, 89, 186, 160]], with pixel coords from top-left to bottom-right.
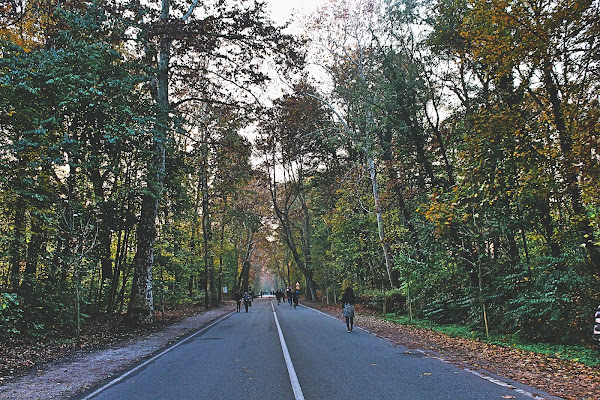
[[81, 311, 235, 400]]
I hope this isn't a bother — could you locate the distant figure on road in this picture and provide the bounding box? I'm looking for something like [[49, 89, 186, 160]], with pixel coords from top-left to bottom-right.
[[243, 291, 252, 313], [287, 287, 293, 305], [275, 289, 283, 304], [341, 286, 355, 332], [292, 289, 299, 308], [235, 290, 242, 313]]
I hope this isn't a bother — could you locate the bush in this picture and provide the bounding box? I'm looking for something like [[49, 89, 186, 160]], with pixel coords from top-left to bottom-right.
[[423, 293, 471, 325], [357, 288, 406, 313], [501, 264, 597, 344], [0, 293, 23, 343]]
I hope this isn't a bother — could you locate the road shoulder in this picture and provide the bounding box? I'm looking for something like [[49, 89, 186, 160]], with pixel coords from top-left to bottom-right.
[[0, 306, 234, 400]]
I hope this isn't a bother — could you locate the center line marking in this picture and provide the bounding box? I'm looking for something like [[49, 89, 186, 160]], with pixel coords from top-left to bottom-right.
[[272, 302, 305, 400]]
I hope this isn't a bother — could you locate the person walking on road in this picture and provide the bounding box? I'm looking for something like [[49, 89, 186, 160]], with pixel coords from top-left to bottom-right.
[[235, 290, 242, 313], [341, 286, 356, 332], [292, 289, 299, 308], [287, 287, 293, 305], [243, 291, 252, 313]]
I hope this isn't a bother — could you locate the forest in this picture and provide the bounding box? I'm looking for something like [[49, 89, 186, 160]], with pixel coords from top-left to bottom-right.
[[1, 0, 599, 349]]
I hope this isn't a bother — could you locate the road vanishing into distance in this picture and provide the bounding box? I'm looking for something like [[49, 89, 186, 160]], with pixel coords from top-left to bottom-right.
[[76, 298, 561, 400]]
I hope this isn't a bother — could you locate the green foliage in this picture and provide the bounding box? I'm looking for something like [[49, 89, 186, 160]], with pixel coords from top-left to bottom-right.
[[0, 0, 599, 354], [302, 0, 600, 350], [423, 293, 472, 324], [0, 280, 81, 344], [0, 293, 22, 342], [324, 171, 386, 287], [23, 280, 77, 339], [500, 263, 597, 343], [356, 288, 406, 313]]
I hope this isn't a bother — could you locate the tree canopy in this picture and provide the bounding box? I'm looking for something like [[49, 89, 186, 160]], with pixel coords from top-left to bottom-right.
[[1, 0, 599, 346]]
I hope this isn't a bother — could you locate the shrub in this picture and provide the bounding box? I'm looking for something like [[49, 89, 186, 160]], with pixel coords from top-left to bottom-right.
[[0, 293, 23, 343]]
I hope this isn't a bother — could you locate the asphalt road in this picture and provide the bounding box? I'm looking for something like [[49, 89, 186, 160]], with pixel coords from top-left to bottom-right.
[[78, 298, 561, 400]]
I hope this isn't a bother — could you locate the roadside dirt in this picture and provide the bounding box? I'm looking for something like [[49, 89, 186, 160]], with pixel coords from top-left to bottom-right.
[[308, 302, 600, 400], [0, 305, 233, 400]]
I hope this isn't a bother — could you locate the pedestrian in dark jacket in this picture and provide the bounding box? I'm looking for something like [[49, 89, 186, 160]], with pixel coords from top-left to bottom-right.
[[287, 287, 293, 305], [341, 286, 355, 332], [235, 290, 242, 313], [243, 291, 251, 313]]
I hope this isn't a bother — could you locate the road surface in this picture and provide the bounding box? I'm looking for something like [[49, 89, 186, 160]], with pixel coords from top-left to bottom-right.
[[76, 298, 561, 400]]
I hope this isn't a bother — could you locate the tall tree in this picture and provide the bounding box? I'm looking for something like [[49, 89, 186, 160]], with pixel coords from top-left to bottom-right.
[[125, 0, 301, 323], [306, 0, 398, 287], [257, 81, 335, 300]]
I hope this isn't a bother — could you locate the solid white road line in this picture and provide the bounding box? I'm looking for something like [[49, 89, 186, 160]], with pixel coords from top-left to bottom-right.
[[81, 311, 234, 400], [272, 302, 305, 400]]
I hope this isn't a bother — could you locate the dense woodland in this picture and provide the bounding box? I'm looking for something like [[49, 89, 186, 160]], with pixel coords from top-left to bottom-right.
[[1, 0, 599, 347]]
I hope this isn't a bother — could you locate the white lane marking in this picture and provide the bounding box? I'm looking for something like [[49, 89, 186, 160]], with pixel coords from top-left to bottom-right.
[[462, 368, 548, 399], [82, 311, 235, 400], [301, 304, 554, 400], [272, 302, 305, 400]]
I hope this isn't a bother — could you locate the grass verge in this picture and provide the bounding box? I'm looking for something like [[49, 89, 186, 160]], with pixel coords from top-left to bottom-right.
[[383, 313, 600, 367]]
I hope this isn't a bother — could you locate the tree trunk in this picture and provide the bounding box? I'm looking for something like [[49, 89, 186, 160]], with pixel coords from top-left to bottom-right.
[[299, 192, 316, 300], [382, 152, 421, 285], [542, 61, 600, 271], [90, 168, 113, 284], [271, 188, 319, 300], [22, 208, 45, 295], [128, 194, 157, 323], [236, 229, 255, 293], [127, 0, 171, 324], [366, 156, 395, 288], [108, 189, 133, 313], [9, 195, 26, 292], [201, 147, 215, 308], [218, 223, 225, 303]]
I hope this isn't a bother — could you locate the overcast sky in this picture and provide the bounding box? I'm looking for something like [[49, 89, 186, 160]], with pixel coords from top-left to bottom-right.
[[264, 0, 324, 26]]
